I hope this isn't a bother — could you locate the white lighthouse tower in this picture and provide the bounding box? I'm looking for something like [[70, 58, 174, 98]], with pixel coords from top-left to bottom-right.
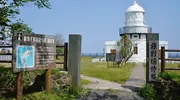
[[119, 0, 152, 62], [102, 0, 168, 63]]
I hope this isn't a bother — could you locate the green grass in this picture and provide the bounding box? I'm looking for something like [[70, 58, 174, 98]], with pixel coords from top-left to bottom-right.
[[80, 79, 93, 85], [1, 89, 86, 100], [164, 63, 180, 82], [143, 63, 180, 82], [81, 57, 135, 84]]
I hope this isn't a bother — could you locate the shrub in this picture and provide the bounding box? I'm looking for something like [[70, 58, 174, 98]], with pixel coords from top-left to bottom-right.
[[0, 67, 45, 91], [0, 66, 88, 99], [160, 72, 180, 83], [140, 78, 180, 100], [139, 84, 156, 100]]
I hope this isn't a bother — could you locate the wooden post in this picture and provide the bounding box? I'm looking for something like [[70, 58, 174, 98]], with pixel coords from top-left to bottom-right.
[[45, 69, 51, 93], [64, 42, 68, 71], [107, 61, 109, 68], [161, 46, 165, 73], [16, 72, 23, 100]]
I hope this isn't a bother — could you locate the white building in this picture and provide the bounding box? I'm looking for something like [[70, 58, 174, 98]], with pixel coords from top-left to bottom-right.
[[104, 1, 168, 63]]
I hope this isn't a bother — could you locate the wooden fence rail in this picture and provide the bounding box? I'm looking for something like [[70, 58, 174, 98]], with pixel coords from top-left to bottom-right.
[[161, 46, 180, 73]]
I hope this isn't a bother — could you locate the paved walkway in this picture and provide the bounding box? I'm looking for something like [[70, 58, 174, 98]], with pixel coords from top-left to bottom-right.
[[124, 63, 145, 87], [120, 63, 145, 91], [81, 62, 146, 91], [81, 75, 132, 92]]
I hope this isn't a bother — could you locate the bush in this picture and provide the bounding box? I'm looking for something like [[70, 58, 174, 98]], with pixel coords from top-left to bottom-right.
[[140, 78, 180, 100], [0, 66, 88, 99], [0, 66, 45, 91], [139, 84, 156, 100], [160, 72, 180, 83], [0, 67, 16, 90]]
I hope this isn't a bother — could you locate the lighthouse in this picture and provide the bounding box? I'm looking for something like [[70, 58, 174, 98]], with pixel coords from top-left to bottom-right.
[[119, 0, 151, 62], [103, 0, 168, 63], [118, 0, 168, 62]]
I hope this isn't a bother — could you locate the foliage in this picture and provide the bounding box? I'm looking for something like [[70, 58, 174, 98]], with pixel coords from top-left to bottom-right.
[[160, 72, 180, 83], [0, 66, 45, 91], [55, 34, 65, 46], [68, 85, 84, 96], [140, 72, 180, 100], [0, 66, 90, 99], [81, 57, 135, 83], [11, 21, 33, 33], [55, 34, 65, 59], [12, 0, 51, 8], [56, 47, 64, 53], [0, 0, 51, 36], [119, 35, 132, 59], [139, 84, 156, 100], [0, 67, 16, 90]]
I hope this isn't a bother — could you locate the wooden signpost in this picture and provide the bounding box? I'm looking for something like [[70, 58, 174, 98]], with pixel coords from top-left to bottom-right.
[[12, 32, 56, 100], [106, 53, 116, 67], [146, 33, 159, 83]]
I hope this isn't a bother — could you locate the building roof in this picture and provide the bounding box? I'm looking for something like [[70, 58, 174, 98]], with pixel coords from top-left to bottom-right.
[[159, 41, 168, 44], [126, 1, 145, 12], [105, 41, 117, 45]]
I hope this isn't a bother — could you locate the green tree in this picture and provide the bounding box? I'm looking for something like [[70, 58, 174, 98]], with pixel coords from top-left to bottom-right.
[[11, 21, 32, 33], [55, 34, 65, 46], [119, 35, 132, 60], [0, 0, 51, 39], [55, 34, 65, 59], [0, 0, 51, 28]]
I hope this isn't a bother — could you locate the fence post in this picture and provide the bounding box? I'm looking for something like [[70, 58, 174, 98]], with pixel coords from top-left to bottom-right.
[[64, 42, 68, 71], [161, 46, 165, 73], [16, 72, 23, 100], [45, 69, 51, 93]]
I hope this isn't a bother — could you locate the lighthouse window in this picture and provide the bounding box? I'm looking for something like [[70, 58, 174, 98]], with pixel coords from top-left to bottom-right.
[[134, 35, 137, 38], [130, 34, 132, 39], [139, 34, 141, 39], [134, 46, 138, 54]]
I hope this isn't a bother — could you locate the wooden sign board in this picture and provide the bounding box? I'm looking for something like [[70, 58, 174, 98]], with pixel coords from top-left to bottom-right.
[[146, 33, 159, 82], [12, 32, 56, 72], [106, 53, 116, 62], [110, 49, 116, 54]]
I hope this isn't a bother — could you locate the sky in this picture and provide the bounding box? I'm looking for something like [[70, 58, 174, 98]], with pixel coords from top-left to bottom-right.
[[17, 0, 180, 53]]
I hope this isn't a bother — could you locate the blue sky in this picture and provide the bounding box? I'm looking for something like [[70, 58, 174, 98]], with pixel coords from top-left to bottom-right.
[[18, 0, 180, 53]]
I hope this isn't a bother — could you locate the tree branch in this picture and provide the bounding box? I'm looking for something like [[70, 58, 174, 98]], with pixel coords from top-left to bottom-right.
[[13, 0, 19, 6]]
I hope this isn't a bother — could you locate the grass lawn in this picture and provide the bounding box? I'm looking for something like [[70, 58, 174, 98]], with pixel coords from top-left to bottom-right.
[[164, 63, 180, 82], [81, 57, 135, 84], [80, 79, 93, 85]]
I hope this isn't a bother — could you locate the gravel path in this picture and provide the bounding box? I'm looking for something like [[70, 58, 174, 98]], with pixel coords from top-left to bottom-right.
[[76, 89, 144, 100]]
